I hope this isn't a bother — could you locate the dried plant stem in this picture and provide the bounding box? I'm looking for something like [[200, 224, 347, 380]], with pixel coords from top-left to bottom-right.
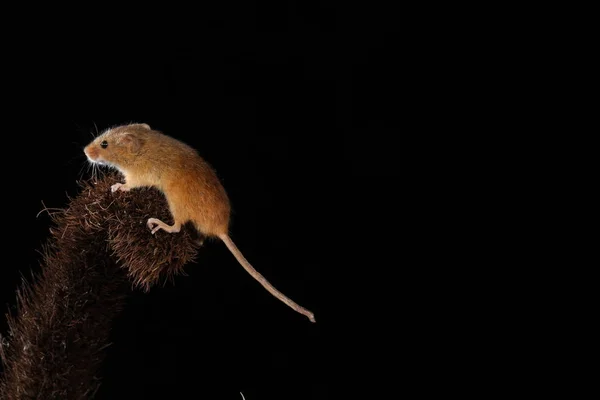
[[0, 172, 199, 399]]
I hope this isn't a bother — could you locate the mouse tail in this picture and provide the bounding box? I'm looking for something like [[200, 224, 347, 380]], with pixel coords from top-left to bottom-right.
[[219, 234, 316, 323]]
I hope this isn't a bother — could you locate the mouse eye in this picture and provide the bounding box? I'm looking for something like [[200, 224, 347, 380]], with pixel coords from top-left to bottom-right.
[[101, 140, 108, 149]]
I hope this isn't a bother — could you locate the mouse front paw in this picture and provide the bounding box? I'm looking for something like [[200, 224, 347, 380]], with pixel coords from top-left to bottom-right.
[[111, 183, 130, 193]]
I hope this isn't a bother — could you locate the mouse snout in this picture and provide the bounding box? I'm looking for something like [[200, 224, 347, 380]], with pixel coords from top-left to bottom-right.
[[84, 145, 99, 161]]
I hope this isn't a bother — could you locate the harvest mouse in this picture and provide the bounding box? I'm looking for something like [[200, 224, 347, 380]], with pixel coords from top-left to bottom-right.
[[83, 123, 315, 322]]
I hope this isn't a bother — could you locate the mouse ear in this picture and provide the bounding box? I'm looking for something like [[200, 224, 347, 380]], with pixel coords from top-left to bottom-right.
[[119, 133, 144, 153]]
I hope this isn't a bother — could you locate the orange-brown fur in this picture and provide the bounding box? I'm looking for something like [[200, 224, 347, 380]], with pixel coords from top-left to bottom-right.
[[84, 123, 230, 237]]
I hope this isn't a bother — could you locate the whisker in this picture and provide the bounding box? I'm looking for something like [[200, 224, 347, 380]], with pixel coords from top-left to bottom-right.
[[77, 161, 88, 181], [64, 153, 86, 167]]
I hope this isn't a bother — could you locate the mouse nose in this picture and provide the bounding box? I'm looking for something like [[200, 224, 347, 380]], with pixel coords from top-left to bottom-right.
[[84, 146, 98, 160]]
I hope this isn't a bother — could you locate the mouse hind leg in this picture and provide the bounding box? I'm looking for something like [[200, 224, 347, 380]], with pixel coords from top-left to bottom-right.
[[146, 188, 189, 235]]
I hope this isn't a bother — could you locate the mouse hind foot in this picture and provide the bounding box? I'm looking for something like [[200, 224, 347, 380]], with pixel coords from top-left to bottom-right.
[[147, 218, 181, 235]]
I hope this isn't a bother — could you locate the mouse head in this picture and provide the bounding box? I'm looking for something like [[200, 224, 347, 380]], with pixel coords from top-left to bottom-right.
[[84, 123, 151, 171]]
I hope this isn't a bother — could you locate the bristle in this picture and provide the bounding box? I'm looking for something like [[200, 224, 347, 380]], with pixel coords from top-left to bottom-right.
[[0, 171, 200, 399]]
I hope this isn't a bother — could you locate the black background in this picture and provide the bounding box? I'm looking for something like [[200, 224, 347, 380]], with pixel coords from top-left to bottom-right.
[[0, 3, 397, 399]]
